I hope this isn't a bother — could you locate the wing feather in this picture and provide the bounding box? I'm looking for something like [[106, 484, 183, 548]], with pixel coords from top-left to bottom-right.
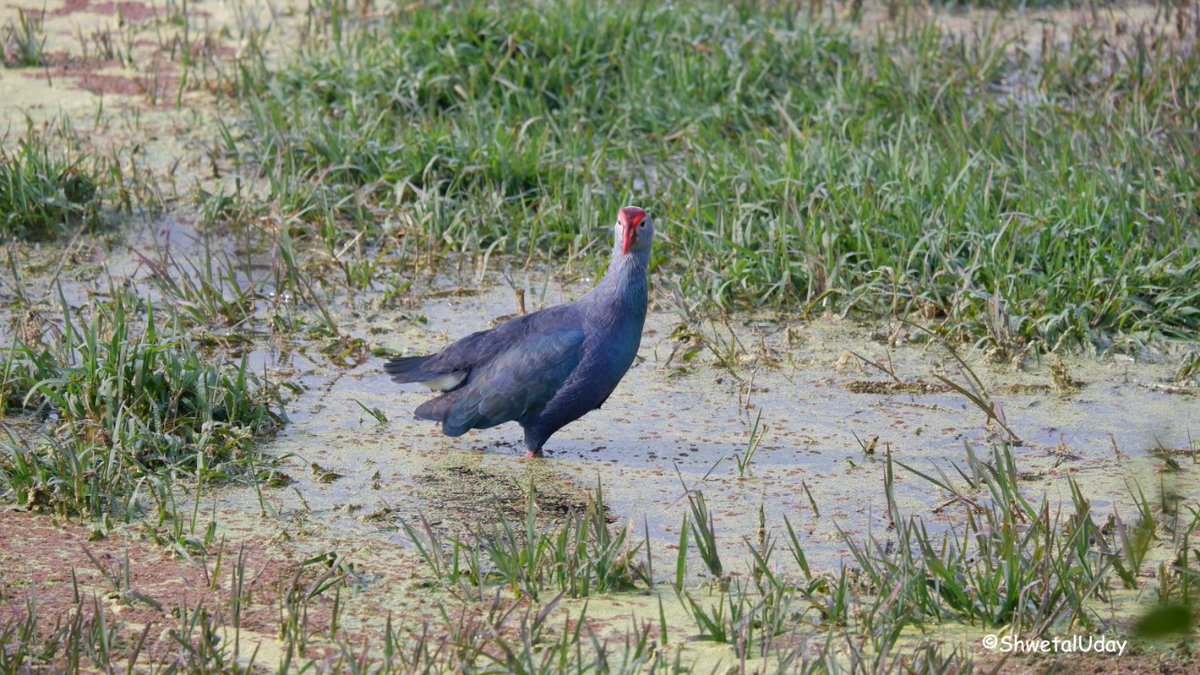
[[441, 329, 584, 435]]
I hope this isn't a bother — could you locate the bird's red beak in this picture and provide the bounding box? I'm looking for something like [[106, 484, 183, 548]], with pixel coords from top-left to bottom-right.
[[620, 207, 646, 255]]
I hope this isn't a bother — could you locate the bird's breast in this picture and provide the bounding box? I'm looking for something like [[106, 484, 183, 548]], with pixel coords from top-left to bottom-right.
[[587, 311, 644, 374]]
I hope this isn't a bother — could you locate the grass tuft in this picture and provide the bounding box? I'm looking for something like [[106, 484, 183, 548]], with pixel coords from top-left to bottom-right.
[[403, 480, 647, 601], [0, 292, 285, 518], [2, 9, 47, 68], [0, 131, 102, 240]]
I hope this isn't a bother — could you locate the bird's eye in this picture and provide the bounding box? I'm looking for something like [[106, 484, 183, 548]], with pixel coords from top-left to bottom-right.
[[638, 222, 646, 228]]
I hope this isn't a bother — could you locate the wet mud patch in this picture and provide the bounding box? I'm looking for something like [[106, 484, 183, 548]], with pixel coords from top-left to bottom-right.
[[45, 0, 158, 20], [0, 509, 318, 665], [995, 382, 1055, 395], [413, 450, 596, 538], [1139, 382, 1200, 396], [845, 379, 952, 395]]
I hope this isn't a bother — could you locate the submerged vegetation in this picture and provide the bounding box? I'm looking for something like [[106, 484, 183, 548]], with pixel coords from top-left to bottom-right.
[[222, 0, 1200, 350]]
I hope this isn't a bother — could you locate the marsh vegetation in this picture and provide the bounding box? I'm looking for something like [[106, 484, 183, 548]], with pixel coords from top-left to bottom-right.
[[1, 0, 1198, 671]]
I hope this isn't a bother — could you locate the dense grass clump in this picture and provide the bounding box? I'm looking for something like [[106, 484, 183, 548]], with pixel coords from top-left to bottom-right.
[[0, 133, 102, 240], [230, 0, 1200, 349], [0, 294, 284, 517]]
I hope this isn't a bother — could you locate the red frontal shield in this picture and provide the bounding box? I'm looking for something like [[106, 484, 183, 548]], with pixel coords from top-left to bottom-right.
[[619, 207, 646, 255]]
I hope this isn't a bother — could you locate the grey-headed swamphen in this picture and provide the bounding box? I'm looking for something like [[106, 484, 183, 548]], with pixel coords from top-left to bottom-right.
[[385, 206, 655, 458]]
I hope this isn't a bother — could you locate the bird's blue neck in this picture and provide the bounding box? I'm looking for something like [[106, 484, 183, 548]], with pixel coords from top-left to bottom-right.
[[604, 247, 649, 296], [586, 247, 649, 326]]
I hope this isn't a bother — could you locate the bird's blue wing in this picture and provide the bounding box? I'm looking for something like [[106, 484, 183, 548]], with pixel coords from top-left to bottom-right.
[[442, 329, 585, 436], [388, 305, 575, 384]]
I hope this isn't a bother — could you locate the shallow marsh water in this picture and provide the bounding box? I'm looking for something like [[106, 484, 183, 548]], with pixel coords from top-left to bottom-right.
[[176, 265, 1194, 601]]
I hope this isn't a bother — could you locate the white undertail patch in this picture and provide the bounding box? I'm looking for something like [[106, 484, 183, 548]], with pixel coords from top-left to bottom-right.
[[423, 371, 467, 391]]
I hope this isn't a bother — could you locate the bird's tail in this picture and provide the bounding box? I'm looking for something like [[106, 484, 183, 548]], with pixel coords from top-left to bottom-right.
[[414, 395, 454, 424], [383, 355, 433, 383]]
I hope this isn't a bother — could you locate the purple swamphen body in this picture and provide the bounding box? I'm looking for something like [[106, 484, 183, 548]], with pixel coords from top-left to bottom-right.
[[384, 207, 655, 458]]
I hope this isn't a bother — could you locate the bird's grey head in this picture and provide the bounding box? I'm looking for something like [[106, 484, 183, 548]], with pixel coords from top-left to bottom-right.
[[617, 206, 654, 257]]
